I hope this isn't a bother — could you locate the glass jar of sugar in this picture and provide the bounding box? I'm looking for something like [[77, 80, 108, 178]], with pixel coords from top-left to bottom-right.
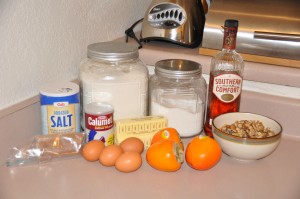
[[149, 59, 207, 137], [79, 42, 148, 128]]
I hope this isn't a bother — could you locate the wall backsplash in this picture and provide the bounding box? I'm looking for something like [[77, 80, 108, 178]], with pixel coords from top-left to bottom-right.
[[0, 0, 151, 110]]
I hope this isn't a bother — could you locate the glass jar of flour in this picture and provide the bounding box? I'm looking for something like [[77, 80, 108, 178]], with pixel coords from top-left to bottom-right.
[[149, 59, 207, 137], [79, 42, 148, 128]]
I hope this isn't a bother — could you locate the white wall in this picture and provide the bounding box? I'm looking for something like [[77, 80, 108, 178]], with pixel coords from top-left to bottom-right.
[[0, 0, 151, 110]]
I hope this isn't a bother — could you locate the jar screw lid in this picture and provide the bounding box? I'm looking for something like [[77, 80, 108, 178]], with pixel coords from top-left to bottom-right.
[[155, 59, 202, 78], [87, 41, 139, 61]]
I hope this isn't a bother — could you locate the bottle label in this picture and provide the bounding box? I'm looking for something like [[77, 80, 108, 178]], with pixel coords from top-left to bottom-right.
[[212, 73, 242, 103], [85, 112, 114, 145], [40, 93, 80, 135]]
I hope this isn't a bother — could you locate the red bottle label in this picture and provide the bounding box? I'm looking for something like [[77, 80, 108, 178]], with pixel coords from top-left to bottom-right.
[[85, 113, 113, 131], [213, 73, 242, 103]]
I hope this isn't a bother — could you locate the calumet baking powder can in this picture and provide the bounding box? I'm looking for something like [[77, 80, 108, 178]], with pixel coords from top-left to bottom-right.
[[84, 102, 114, 146], [40, 82, 80, 135]]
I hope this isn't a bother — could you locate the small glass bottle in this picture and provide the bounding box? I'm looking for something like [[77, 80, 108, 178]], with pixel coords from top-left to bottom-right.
[[149, 59, 207, 137], [79, 42, 149, 128], [204, 19, 244, 137]]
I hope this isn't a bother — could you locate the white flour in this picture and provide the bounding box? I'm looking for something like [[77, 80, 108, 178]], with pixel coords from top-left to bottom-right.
[[80, 61, 148, 123]]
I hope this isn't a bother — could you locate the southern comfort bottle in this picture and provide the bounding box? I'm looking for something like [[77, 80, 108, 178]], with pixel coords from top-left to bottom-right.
[[204, 19, 244, 137]]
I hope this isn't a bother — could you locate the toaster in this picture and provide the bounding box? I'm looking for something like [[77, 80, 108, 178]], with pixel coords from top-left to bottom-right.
[[140, 0, 206, 48]]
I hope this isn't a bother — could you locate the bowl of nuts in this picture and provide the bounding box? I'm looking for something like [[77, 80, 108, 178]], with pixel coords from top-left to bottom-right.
[[212, 112, 282, 161]]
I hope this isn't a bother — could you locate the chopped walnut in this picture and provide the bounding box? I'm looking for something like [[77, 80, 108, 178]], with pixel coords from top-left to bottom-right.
[[220, 120, 275, 138]]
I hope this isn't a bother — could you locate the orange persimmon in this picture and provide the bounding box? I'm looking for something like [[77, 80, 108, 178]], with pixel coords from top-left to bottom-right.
[[185, 135, 222, 170], [146, 140, 184, 172], [151, 128, 184, 150]]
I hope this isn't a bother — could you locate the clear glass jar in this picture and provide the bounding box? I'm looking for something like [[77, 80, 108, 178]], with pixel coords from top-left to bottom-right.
[[79, 42, 148, 127], [149, 59, 207, 137]]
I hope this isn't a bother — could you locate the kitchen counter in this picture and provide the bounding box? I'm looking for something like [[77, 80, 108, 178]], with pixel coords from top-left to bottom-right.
[[1, 135, 300, 199], [1, 39, 300, 199]]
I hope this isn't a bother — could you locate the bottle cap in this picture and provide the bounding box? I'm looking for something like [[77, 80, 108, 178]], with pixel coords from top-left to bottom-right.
[[224, 19, 239, 28]]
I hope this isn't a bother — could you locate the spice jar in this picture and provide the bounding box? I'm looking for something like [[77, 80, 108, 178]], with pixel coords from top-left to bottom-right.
[[149, 59, 207, 137], [79, 42, 149, 128]]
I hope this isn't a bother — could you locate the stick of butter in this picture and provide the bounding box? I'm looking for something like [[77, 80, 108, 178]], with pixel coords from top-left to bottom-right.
[[114, 116, 168, 149]]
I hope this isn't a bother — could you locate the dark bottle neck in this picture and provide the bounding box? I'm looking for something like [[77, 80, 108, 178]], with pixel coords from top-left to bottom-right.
[[222, 26, 238, 50]]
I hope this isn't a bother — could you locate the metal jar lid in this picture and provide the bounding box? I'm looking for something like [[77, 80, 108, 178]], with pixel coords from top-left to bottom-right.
[[87, 42, 139, 62], [154, 59, 202, 78]]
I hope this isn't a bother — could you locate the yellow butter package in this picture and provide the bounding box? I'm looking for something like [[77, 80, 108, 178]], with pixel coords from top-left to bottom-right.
[[114, 116, 168, 149]]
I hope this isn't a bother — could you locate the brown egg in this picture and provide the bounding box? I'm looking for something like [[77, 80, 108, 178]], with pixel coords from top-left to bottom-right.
[[82, 140, 105, 162], [99, 144, 123, 166], [115, 151, 142, 173], [120, 137, 144, 154]]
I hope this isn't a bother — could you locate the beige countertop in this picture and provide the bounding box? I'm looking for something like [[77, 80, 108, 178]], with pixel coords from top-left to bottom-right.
[[1, 136, 300, 199], [0, 41, 300, 199]]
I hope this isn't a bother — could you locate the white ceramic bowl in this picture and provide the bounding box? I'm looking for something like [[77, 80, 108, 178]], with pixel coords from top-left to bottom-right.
[[212, 112, 282, 161]]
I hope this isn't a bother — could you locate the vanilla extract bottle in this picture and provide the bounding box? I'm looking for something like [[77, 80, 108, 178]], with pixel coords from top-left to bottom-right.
[[204, 19, 244, 138]]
